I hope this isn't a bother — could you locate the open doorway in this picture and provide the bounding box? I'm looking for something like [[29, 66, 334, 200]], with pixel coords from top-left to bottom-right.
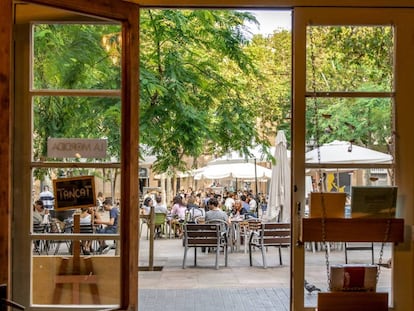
[[137, 8, 293, 310], [11, 4, 402, 310]]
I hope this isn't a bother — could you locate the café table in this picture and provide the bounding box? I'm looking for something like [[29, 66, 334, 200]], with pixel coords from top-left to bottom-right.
[[229, 217, 249, 253]]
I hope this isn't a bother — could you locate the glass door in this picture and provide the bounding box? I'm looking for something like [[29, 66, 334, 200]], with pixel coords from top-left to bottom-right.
[[292, 7, 413, 310], [12, 1, 139, 309]]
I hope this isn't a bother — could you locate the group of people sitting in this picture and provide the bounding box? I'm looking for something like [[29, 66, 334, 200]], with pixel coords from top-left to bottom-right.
[[140, 190, 263, 238], [79, 199, 119, 254], [32, 196, 119, 255]]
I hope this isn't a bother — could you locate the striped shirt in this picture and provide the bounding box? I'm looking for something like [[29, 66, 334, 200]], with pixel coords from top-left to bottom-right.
[[40, 190, 54, 210]]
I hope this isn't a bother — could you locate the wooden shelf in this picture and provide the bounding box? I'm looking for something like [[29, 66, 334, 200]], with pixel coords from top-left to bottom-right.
[[301, 218, 404, 242], [318, 292, 388, 311]]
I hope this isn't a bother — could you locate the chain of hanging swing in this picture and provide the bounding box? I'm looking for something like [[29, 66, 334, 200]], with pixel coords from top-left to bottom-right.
[[309, 25, 331, 288], [309, 24, 397, 289], [377, 26, 396, 282]]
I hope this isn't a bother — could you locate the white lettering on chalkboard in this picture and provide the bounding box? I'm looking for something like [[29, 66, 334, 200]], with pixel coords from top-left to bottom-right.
[[56, 185, 93, 201]]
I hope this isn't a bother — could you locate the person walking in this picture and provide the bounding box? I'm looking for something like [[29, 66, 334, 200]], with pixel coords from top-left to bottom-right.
[[39, 185, 54, 210]]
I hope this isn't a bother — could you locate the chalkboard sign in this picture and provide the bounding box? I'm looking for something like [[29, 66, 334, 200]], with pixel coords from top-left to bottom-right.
[[53, 176, 96, 210]]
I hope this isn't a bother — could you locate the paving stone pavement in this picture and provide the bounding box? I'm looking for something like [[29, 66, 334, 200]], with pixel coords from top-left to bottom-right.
[[139, 288, 290, 311], [138, 235, 392, 310]]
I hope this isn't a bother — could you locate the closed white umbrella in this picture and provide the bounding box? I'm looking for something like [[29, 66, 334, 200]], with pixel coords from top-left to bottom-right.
[[266, 130, 291, 222]]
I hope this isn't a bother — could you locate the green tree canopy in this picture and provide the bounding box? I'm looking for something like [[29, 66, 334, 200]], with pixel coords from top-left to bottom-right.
[[139, 9, 275, 173], [305, 26, 393, 151], [31, 13, 395, 182]]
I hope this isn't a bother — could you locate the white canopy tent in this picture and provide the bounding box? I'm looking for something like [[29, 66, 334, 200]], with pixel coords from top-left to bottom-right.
[[305, 140, 393, 164], [209, 145, 276, 165], [153, 171, 192, 179], [194, 162, 272, 180], [305, 140, 393, 193]]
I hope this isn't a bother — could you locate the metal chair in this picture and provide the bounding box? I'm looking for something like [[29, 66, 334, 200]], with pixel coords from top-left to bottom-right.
[[139, 214, 150, 239], [344, 242, 374, 264], [182, 223, 228, 269], [79, 223, 96, 254], [32, 223, 49, 254], [146, 213, 167, 239], [249, 222, 291, 268], [0, 284, 25, 310]]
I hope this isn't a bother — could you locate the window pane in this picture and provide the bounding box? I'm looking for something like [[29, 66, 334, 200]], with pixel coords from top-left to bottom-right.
[[306, 26, 394, 92], [31, 168, 121, 306], [305, 97, 393, 165], [33, 24, 121, 90], [32, 96, 121, 162], [304, 242, 392, 308], [303, 170, 394, 308], [304, 25, 395, 310]]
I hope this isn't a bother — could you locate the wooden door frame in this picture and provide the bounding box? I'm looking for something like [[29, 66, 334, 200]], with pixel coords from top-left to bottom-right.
[[292, 7, 414, 310], [10, 0, 139, 309], [3, 1, 414, 311], [0, 0, 12, 296]]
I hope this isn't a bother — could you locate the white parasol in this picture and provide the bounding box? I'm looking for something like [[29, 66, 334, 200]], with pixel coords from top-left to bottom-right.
[[194, 162, 272, 180], [266, 130, 291, 222], [305, 140, 392, 164]]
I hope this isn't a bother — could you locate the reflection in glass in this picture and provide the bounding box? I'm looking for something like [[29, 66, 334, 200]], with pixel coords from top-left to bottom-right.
[[32, 24, 121, 90], [32, 96, 121, 162], [305, 97, 393, 158], [31, 168, 121, 306], [303, 169, 393, 308], [306, 26, 394, 92]]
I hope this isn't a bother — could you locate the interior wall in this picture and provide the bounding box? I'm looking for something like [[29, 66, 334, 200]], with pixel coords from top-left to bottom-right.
[[130, 0, 414, 8], [0, 0, 12, 286]]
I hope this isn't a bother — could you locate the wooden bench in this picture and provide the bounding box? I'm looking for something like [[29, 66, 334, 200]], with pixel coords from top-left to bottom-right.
[[249, 222, 290, 268], [182, 224, 228, 270]]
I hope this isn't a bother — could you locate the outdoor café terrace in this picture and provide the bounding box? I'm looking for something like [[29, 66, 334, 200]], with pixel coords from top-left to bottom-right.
[[137, 229, 393, 311]]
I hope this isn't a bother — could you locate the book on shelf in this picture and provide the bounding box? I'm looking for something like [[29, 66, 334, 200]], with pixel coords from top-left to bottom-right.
[[350, 186, 397, 218], [309, 192, 347, 218]]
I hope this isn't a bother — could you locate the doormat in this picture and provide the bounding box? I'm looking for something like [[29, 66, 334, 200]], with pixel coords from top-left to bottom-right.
[[138, 266, 164, 271]]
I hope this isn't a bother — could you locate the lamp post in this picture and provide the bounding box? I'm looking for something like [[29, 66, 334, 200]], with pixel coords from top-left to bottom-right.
[[254, 158, 258, 195], [254, 158, 258, 217]]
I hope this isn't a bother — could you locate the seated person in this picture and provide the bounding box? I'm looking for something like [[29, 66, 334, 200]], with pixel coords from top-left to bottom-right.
[[80, 207, 92, 224], [141, 197, 153, 215], [205, 197, 230, 224], [32, 200, 49, 251], [154, 195, 168, 214], [33, 200, 49, 225], [239, 195, 257, 218], [247, 193, 258, 214], [230, 199, 249, 219], [153, 195, 168, 237], [187, 195, 204, 222], [94, 199, 119, 252], [170, 195, 187, 237], [79, 207, 94, 255]]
